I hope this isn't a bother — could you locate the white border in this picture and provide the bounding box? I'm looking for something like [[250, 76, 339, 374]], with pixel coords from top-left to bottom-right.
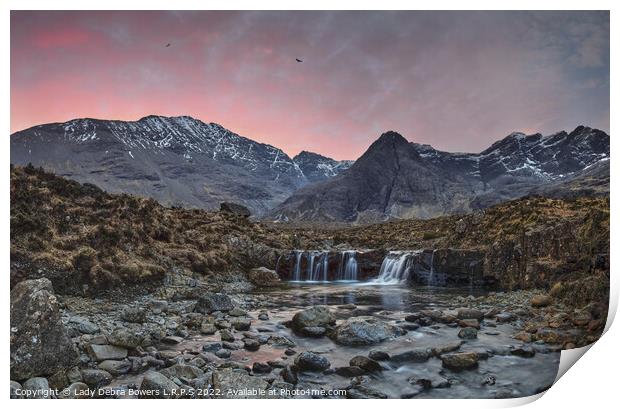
[[2, 1, 617, 407]]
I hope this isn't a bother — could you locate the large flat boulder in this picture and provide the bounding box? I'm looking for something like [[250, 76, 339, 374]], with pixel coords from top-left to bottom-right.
[[330, 316, 405, 346], [10, 278, 79, 380]]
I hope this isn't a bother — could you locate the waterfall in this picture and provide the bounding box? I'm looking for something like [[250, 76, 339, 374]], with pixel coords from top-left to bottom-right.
[[374, 251, 419, 284], [294, 251, 303, 281], [288, 250, 357, 282], [341, 251, 358, 281]]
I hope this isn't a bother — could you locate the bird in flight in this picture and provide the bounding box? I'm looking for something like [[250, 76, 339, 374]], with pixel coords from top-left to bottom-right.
[[296, 58, 303, 63], [165, 43, 171, 47]]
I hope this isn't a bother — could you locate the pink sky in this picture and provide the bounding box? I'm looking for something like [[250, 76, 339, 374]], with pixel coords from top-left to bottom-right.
[[11, 11, 609, 160]]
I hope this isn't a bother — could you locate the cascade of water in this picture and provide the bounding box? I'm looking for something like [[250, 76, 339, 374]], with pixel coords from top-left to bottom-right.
[[374, 251, 419, 284], [307, 252, 316, 281], [342, 251, 358, 280], [293, 251, 303, 281], [428, 249, 436, 285], [322, 252, 329, 281]]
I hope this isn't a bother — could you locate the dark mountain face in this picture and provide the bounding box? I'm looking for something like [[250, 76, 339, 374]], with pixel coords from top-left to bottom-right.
[[10, 116, 340, 216], [292, 151, 353, 183], [273, 127, 610, 222]]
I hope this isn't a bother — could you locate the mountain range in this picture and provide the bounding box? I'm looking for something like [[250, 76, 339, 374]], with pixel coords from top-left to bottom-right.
[[10, 116, 609, 222], [9, 116, 351, 216]]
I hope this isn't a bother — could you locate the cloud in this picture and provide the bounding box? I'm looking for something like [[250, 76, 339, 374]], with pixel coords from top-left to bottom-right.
[[10, 11, 609, 160]]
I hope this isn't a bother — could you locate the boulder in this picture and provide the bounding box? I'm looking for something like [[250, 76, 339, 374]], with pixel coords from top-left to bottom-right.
[[140, 372, 180, 398], [58, 382, 90, 399], [195, 293, 234, 314], [88, 344, 128, 361], [212, 368, 269, 399], [291, 306, 336, 331], [349, 356, 383, 372], [10, 278, 79, 379], [220, 202, 251, 218], [68, 316, 99, 334], [458, 327, 478, 339], [98, 360, 131, 376], [456, 308, 484, 321], [247, 267, 281, 287], [107, 328, 143, 349], [121, 307, 147, 323], [80, 369, 112, 388], [441, 352, 479, 370], [23, 377, 50, 399], [280, 365, 298, 384], [294, 352, 331, 371], [330, 316, 405, 346]]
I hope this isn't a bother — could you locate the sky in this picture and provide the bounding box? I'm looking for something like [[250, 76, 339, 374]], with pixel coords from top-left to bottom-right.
[[11, 11, 609, 160]]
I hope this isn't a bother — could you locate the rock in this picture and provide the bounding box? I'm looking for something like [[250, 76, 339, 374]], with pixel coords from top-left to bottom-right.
[[284, 348, 296, 356], [23, 377, 50, 399], [495, 312, 516, 323], [107, 328, 143, 349], [10, 381, 22, 399], [247, 267, 281, 288], [10, 278, 79, 379], [330, 316, 405, 346], [335, 366, 366, 377], [456, 308, 484, 321], [98, 360, 131, 376], [121, 307, 147, 323], [458, 327, 478, 339], [431, 341, 462, 356], [162, 335, 184, 345], [441, 352, 479, 370], [228, 307, 248, 317], [160, 364, 204, 379], [458, 319, 481, 329], [408, 374, 450, 389], [220, 202, 251, 217], [531, 295, 552, 308], [231, 318, 251, 331], [347, 385, 387, 399], [368, 350, 390, 361], [252, 362, 272, 373], [222, 341, 243, 350], [390, 348, 431, 363], [68, 316, 99, 334], [88, 344, 128, 361], [269, 335, 296, 348], [80, 369, 112, 388], [140, 372, 180, 398], [243, 338, 260, 351], [300, 326, 326, 337], [202, 342, 222, 353], [212, 368, 269, 399], [215, 349, 231, 359], [200, 323, 217, 335], [220, 329, 235, 342], [58, 382, 89, 399], [258, 313, 269, 321], [510, 345, 536, 358], [195, 293, 234, 314], [280, 365, 298, 384], [292, 306, 336, 331], [514, 331, 532, 343], [349, 356, 383, 372], [294, 352, 331, 371]]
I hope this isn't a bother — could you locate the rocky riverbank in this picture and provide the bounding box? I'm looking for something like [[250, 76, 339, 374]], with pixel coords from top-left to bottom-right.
[[10, 274, 606, 399]]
